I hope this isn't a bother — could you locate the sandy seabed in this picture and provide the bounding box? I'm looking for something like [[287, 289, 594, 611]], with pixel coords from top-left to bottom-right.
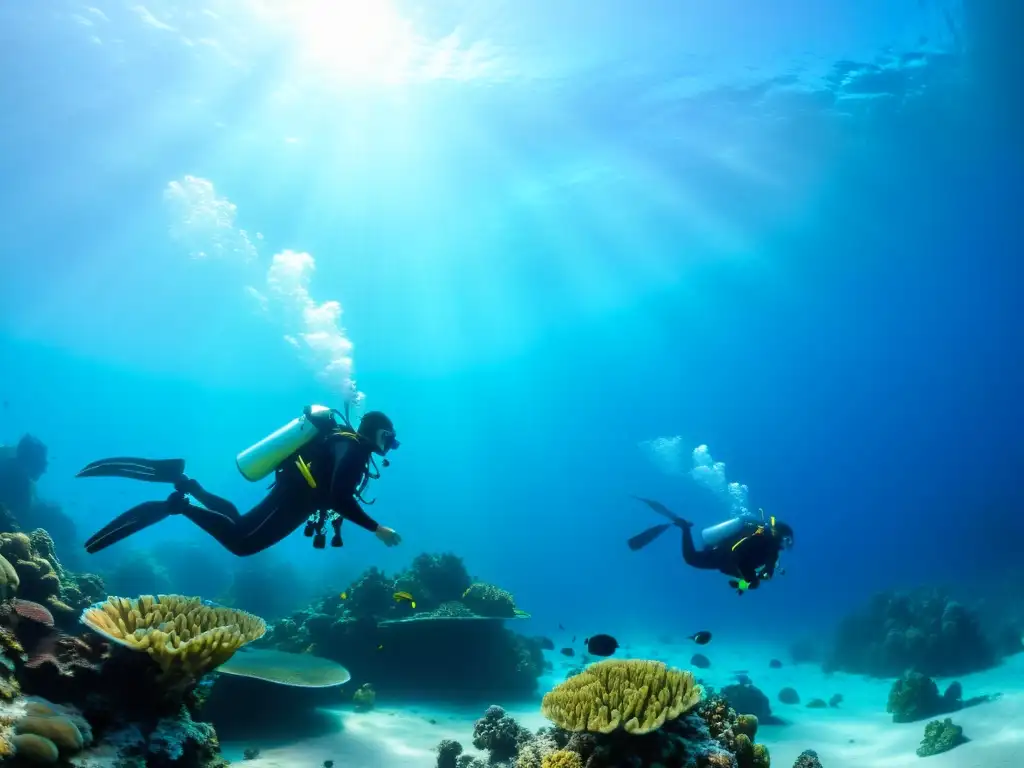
[[226, 643, 1024, 768]]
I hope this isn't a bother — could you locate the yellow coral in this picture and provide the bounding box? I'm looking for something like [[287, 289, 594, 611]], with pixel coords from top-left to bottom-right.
[[0, 735, 13, 758], [541, 659, 702, 735], [541, 750, 583, 768], [80, 595, 266, 684]]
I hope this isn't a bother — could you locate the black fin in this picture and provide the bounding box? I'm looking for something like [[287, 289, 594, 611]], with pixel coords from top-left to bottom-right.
[[84, 496, 183, 554], [76, 457, 186, 483], [632, 496, 689, 525], [627, 523, 672, 551]]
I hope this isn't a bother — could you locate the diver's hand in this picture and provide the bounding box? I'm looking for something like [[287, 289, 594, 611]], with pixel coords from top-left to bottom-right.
[[375, 526, 401, 547]]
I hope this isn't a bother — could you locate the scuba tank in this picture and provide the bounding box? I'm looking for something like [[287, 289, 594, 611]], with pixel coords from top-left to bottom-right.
[[700, 515, 755, 549], [236, 405, 335, 482]]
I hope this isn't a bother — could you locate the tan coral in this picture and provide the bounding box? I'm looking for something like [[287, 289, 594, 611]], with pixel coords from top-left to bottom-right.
[[541, 659, 702, 735], [0, 554, 19, 600], [80, 595, 267, 684]]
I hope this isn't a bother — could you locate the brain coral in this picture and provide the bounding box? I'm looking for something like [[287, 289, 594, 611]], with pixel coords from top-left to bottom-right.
[[541, 659, 702, 735], [80, 595, 266, 684]]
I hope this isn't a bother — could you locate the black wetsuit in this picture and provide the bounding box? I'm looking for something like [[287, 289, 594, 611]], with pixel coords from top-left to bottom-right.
[[83, 431, 381, 556], [680, 521, 780, 589]]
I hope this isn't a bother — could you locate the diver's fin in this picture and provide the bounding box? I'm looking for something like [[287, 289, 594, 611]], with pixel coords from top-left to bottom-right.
[[84, 495, 184, 554], [627, 523, 672, 551], [76, 457, 186, 483], [631, 496, 689, 526]]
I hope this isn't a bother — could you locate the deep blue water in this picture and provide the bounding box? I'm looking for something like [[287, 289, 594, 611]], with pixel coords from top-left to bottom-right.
[[0, 0, 1021, 650]]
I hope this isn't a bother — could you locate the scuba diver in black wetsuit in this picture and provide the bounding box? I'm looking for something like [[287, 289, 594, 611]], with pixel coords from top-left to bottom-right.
[[77, 406, 402, 556], [627, 496, 794, 595]]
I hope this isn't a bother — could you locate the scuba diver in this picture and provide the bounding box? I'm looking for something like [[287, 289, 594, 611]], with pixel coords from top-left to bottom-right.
[[76, 405, 402, 556], [627, 496, 793, 595]]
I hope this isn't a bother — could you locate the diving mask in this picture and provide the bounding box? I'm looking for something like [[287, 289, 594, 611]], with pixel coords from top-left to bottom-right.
[[375, 429, 400, 455]]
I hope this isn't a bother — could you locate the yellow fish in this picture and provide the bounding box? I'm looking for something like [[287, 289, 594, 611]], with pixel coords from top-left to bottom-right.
[[393, 591, 417, 609], [339, 592, 348, 600]]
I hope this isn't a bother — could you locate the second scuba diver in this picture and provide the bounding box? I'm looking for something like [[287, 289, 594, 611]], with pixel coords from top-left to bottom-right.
[[77, 406, 402, 556], [627, 496, 793, 595]]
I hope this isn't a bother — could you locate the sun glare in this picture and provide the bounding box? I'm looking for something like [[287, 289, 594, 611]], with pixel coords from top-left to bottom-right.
[[270, 0, 421, 85]]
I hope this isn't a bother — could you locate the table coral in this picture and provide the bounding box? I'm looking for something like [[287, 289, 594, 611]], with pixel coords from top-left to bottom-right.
[[80, 595, 266, 686]]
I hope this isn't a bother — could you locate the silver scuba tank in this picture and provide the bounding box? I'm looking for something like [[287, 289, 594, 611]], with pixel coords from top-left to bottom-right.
[[235, 405, 333, 482], [700, 515, 755, 549]]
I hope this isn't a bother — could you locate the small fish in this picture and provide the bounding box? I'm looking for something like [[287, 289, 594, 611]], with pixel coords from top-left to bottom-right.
[[571, 635, 576, 643], [585, 634, 619, 657], [689, 631, 712, 645], [768, 659, 782, 669], [339, 592, 348, 600], [734, 673, 752, 685], [377, 644, 384, 651], [393, 591, 417, 609], [559, 623, 565, 630], [538, 637, 555, 651], [560, 647, 575, 657]]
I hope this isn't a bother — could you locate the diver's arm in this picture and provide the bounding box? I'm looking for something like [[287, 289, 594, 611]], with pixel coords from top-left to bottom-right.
[[335, 494, 381, 533], [326, 439, 380, 532]]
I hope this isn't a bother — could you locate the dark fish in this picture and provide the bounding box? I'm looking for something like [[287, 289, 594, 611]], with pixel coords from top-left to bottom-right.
[[538, 637, 555, 651], [560, 647, 575, 657], [769, 659, 783, 669], [559, 623, 565, 630], [571, 635, 576, 643], [585, 634, 619, 657], [691, 653, 711, 669], [734, 673, 752, 685], [690, 631, 712, 645], [829, 693, 843, 708]]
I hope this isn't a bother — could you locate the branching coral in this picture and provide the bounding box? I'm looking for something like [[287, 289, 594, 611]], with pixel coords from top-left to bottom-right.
[[461, 583, 517, 618], [472, 705, 529, 762], [80, 595, 266, 685], [541, 659, 702, 735]]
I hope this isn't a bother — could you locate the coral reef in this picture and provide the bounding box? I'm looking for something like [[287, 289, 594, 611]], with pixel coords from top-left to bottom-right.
[[436, 737, 464, 768], [472, 705, 529, 761], [883, 671, 998, 724], [721, 682, 774, 722], [826, 588, 997, 677], [916, 717, 967, 757], [541, 659, 702, 734], [792, 749, 822, 768], [394, 553, 473, 611], [461, 583, 517, 619], [80, 595, 266, 687], [777, 687, 799, 705], [445, 670, 773, 768], [0, 531, 104, 630], [353, 683, 376, 712], [262, 553, 544, 700]]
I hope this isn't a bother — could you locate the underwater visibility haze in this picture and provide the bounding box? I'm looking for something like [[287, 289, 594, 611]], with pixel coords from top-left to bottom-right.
[[0, 0, 1022, 766]]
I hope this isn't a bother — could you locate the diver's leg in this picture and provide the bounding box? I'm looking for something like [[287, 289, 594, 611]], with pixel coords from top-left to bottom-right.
[[179, 486, 306, 556], [680, 523, 719, 570], [84, 493, 187, 554], [176, 477, 241, 520]]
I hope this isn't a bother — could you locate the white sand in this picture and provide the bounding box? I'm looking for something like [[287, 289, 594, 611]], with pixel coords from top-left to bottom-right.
[[225, 645, 1024, 767]]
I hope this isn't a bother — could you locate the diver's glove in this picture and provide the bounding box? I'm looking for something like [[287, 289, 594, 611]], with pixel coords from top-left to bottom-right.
[[375, 526, 402, 547]]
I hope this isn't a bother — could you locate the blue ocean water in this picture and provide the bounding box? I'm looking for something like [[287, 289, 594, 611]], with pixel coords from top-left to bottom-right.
[[0, 0, 1021, 732]]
